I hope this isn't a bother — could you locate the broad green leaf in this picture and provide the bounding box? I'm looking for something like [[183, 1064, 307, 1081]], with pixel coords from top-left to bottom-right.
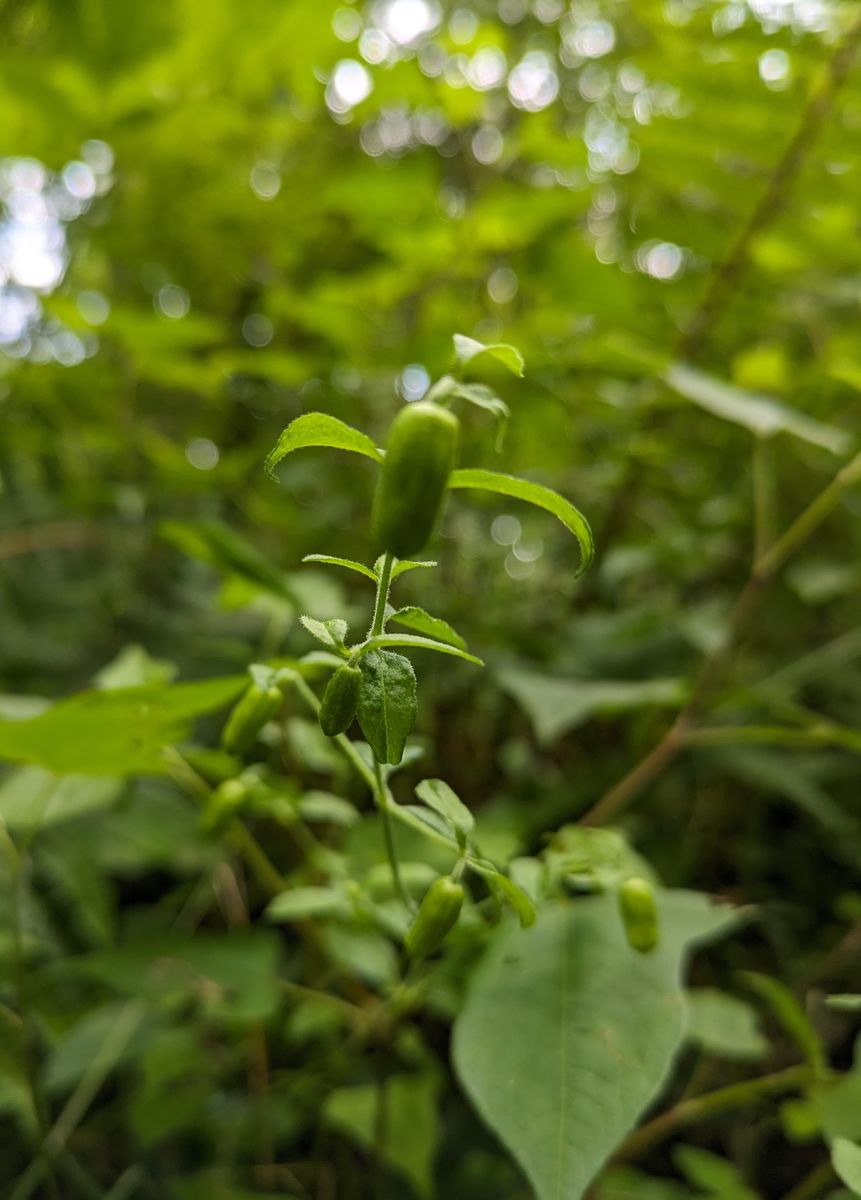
[[390, 559, 438, 580], [453, 891, 738, 1200], [741, 972, 826, 1075], [391, 606, 467, 651], [415, 778, 474, 836], [453, 333, 525, 377], [160, 519, 296, 601], [663, 364, 851, 455], [94, 645, 177, 690], [265, 413, 383, 476], [325, 1072, 441, 1198], [832, 1139, 861, 1195], [303, 554, 378, 582], [684, 989, 769, 1061], [448, 469, 594, 576], [490, 873, 537, 928], [299, 615, 349, 652], [265, 886, 350, 922], [0, 677, 246, 776], [359, 632, 483, 666], [298, 790, 359, 827], [498, 668, 686, 744], [71, 932, 281, 1023], [0, 768, 123, 832], [356, 650, 417, 766]]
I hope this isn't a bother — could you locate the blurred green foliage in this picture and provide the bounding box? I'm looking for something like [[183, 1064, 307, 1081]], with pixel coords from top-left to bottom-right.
[[2, 0, 861, 1196]]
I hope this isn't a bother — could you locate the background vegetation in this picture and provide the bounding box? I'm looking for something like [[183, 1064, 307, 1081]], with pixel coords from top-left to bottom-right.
[[1, 0, 860, 1196]]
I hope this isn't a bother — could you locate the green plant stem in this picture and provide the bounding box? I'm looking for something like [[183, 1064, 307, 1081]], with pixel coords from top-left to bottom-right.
[[374, 758, 413, 911], [614, 1064, 810, 1162], [580, 446, 861, 827], [369, 550, 394, 637]]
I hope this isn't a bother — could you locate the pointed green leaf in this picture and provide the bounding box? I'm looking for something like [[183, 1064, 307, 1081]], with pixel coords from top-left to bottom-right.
[[832, 1139, 861, 1194], [448, 469, 594, 577], [391, 607, 467, 651], [453, 891, 738, 1200], [740, 972, 825, 1074], [265, 413, 383, 477], [160, 518, 296, 601], [453, 334, 525, 378], [390, 559, 438, 580], [299, 616, 349, 652], [428, 375, 510, 450], [356, 651, 417, 766], [265, 887, 350, 922], [489, 873, 537, 928], [415, 778, 474, 836], [663, 364, 851, 455], [358, 633, 483, 666], [303, 554, 378, 582]]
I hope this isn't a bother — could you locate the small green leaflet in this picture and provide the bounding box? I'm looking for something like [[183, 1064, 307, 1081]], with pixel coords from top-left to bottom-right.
[[265, 886, 351, 922], [391, 607, 467, 651], [832, 1138, 861, 1194], [448, 468, 594, 577], [265, 413, 383, 477], [356, 650, 417, 765], [358, 632, 483, 666], [453, 333, 525, 378], [415, 778, 474, 836], [391, 559, 438, 580], [489, 873, 537, 928], [303, 554, 378, 582], [160, 518, 296, 601], [299, 616, 349, 653], [427, 375, 510, 451], [740, 972, 826, 1075]]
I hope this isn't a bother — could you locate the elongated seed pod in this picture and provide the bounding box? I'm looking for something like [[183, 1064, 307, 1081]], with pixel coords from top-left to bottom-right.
[[371, 401, 459, 559], [221, 684, 282, 754], [319, 664, 362, 737], [618, 877, 659, 954], [405, 876, 464, 959]]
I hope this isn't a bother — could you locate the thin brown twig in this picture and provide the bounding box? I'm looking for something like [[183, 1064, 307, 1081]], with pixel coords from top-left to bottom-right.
[[0, 522, 103, 561]]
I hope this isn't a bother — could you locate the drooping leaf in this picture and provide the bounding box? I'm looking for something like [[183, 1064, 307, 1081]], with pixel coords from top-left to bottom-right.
[[265, 413, 383, 476], [0, 677, 246, 776], [0, 768, 124, 832], [391, 606, 467, 651], [415, 778, 474, 836], [359, 633, 483, 666], [453, 891, 738, 1200], [160, 518, 296, 601], [453, 334, 525, 377], [356, 650, 417, 766], [448, 469, 594, 576], [498, 668, 686, 744], [663, 364, 851, 455], [489, 873, 537, 928]]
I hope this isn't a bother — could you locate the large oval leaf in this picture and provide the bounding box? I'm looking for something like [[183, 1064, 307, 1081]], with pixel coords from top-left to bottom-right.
[[453, 891, 738, 1200], [448, 468, 594, 576], [265, 413, 383, 476]]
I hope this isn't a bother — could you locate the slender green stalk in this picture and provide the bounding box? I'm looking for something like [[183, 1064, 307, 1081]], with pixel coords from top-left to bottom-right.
[[615, 1064, 810, 1162], [374, 759, 413, 911], [369, 550, 394, 638]]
